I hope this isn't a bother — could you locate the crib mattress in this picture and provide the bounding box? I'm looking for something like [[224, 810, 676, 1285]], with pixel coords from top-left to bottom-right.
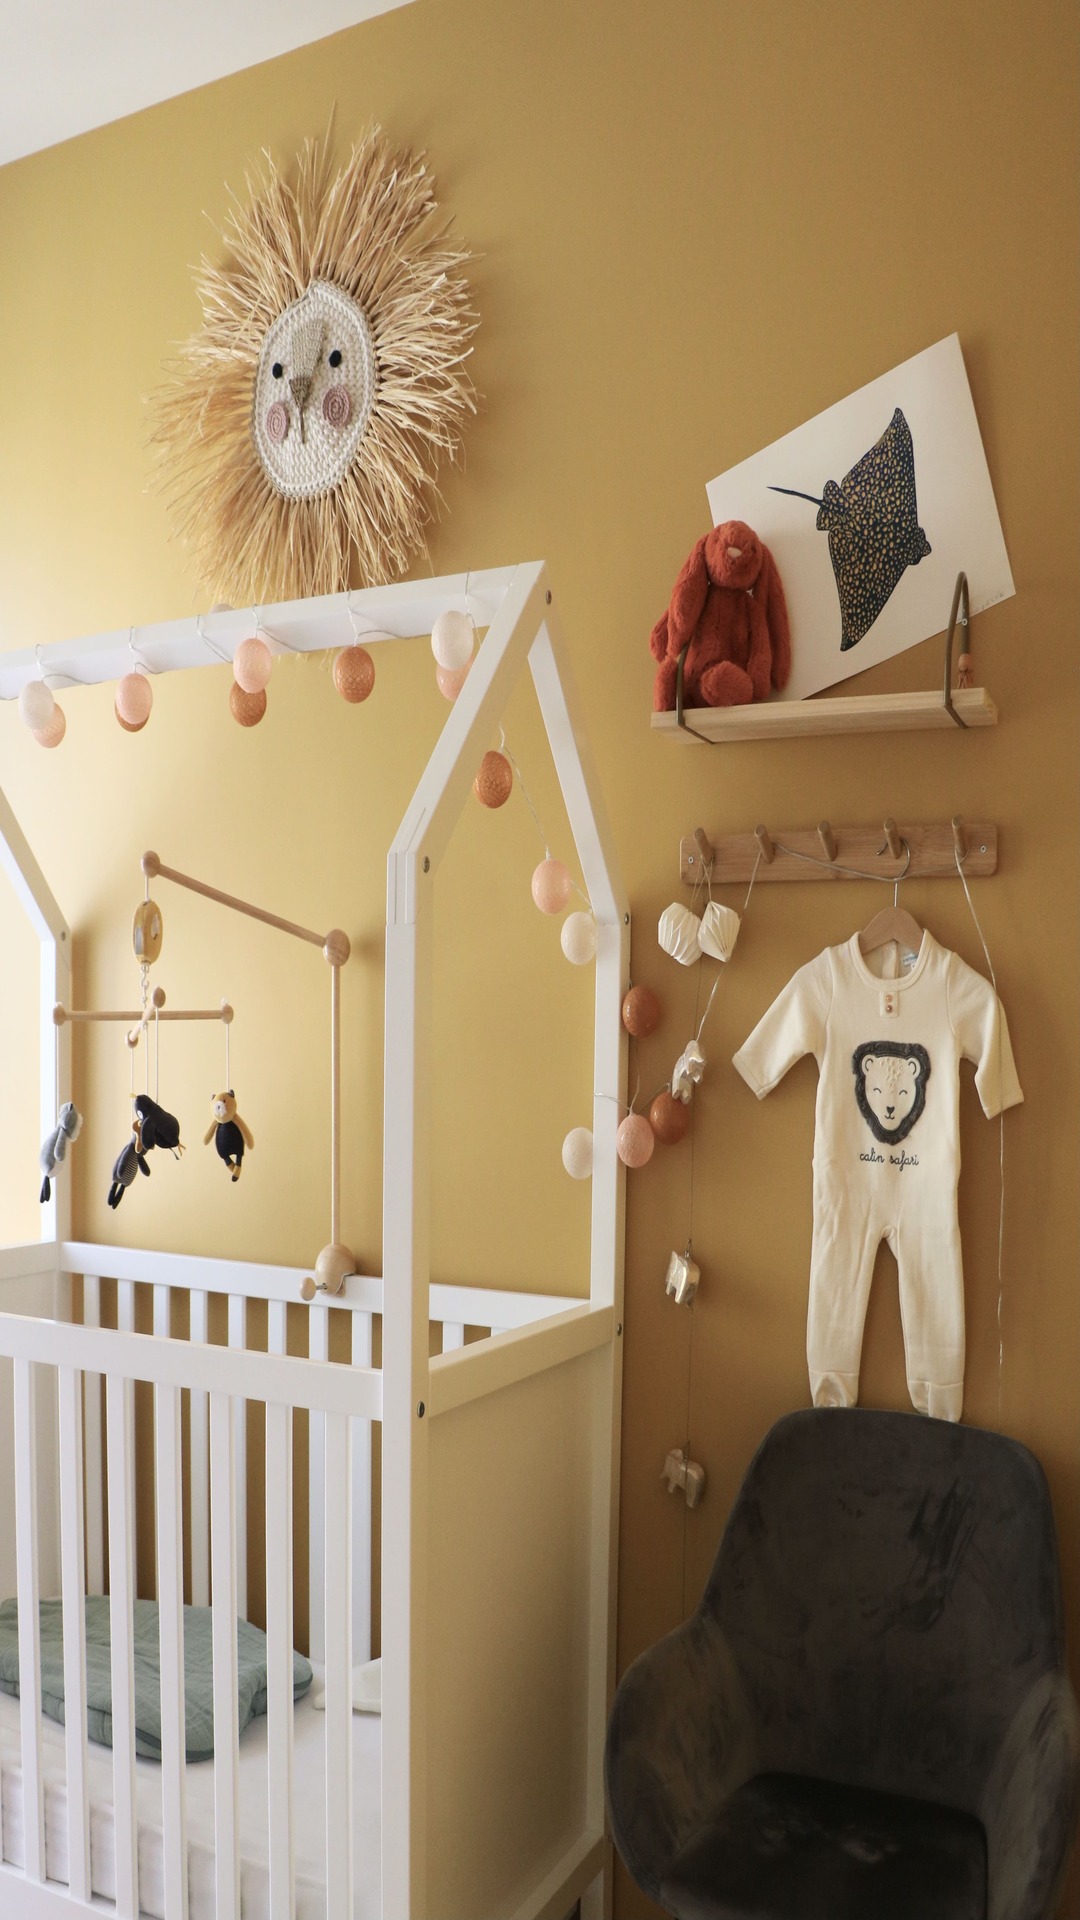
[[0, 1675, 381, 1918]]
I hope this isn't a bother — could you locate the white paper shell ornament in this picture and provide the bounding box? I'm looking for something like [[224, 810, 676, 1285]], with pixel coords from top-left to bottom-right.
[[562, 1128, 594, 1180], [665, 1248, 701, 1306], [561, 912, 597, 965], [19, 681, 55, 731], [431, 609, 476, 671], [699, 901, 740, 962], [658, 903, 702, 966], [671, 1039, 706, 1103]]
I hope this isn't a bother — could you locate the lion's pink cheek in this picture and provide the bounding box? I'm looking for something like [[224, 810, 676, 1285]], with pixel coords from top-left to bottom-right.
[[265, 401, 289, 444], [323, 385, 352, 429]]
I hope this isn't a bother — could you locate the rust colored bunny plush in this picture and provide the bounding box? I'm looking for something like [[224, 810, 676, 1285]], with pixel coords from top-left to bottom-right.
[[650, 520, 792, 712]]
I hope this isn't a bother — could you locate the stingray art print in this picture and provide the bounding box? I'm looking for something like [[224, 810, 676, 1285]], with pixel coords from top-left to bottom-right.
[[705, 336, 1015, 702]]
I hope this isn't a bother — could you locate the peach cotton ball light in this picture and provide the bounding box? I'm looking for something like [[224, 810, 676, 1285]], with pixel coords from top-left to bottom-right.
[[532, 858, 571, 914], [19, 681, 54, 731], [436, 659, 472, 701], [561, 911, 597, 965], [34, 704, 66, 748], [617, 1113, 655, 1168], [116, 672, 152, 729], [561, 1127, 594, 1180], [431, 608, 475, 671], [233, 635, 273, 693], [333, 646, 375, 703], [474, 750, 513, 808]]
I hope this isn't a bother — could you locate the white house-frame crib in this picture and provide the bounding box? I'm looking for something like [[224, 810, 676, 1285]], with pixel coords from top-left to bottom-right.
[[0, 561, 628, 1920]]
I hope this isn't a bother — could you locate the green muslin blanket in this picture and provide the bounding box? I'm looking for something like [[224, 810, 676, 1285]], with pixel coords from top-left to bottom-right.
[[0, 1597, 312, 1762]]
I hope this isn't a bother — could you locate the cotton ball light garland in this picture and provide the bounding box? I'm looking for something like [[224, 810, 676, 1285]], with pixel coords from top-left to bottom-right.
[[561, 911, 597, 965], [617, 1112, 655, 1168], [561, 1127, 594, 1180], [531, 858, 571, 915], [474, 750, 513, 808], [431, 608, 476, 672], [621, 985, 661, 1037], [34, 704, 66, 749], [333, 646, 375, 703], [436, 660, 472, 701], [233, 635, 273, 693], [229, 682, 267, 728], [19, 680, 55, 732], [649, 1090, 690, 1145], [115, 672, 152, 731]]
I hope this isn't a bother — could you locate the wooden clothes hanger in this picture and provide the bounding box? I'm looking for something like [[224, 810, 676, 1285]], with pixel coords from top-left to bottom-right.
[[858, 824, 924, 955]]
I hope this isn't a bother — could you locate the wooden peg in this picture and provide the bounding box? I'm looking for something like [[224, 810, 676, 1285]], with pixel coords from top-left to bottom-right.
[[952, 815, 967, 862], [817, 821, 837, 863], [883, 818, 903, 860], [754, 824, 775, 865], [692, 828, 714, 871]]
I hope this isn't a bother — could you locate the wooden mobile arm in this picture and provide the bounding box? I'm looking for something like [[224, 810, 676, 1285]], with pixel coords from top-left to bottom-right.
[[54, 991, 234, 1026], [141, 852, 350, 966]]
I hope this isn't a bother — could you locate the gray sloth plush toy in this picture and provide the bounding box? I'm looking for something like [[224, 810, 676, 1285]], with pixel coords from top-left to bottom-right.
[[39, 1102, 82, 1204]]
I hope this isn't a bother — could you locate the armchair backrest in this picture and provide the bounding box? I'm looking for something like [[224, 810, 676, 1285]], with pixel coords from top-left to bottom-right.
[[704, 1408, 1067, 1814]]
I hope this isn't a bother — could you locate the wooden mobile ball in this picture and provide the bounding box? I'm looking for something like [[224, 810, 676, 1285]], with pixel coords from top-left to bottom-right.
[[649, 1090, 690, 1146], [617, 1112, 655, 1169], [622, 984, 661, 1038], [33, 704, 66, 748], [333, 645, 375, 703], [234, 635, 273, 693], [229, 682, 267, 728], [474, 749, 513, 808]]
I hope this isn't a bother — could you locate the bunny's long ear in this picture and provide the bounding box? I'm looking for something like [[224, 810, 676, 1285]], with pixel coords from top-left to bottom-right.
[[756, 544, 792, 691], [668, 537, 710, 652]]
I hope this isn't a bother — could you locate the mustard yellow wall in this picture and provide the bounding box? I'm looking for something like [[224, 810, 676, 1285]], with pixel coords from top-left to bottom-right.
[[0, 1, 1076, 1913]]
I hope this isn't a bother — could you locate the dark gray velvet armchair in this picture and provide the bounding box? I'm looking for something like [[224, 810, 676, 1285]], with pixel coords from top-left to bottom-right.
[[606, 1408, 1079, 1920]]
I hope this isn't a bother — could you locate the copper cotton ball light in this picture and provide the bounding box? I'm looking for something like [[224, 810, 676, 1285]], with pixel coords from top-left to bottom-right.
[[431, 608, 476, 671], [474, 750, 513, 808], [532, 858, 572, 915], [34, 704, 66, 748], [333, 646, 375, 703], [622, 985, 661, 1038], [233, 635, 273, 693], [617, 1112, 655, 1169], [649, 1091, 690, 1146], [19, 681, 55, 731], [230, 682, 267, 727], [116, 672, 153, 730]]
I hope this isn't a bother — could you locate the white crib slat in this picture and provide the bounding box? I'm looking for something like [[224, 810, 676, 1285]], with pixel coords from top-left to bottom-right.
[[324, 1410, 353, 1920], [14, 1358, 44, 1883], [351, 1311, 373, 1662], [440, 1321, 465, 1353], [106, 1373, 139, 1919], [307, 1308, 329, 1667], [153, 1283, 171, 1341], [227, 1296, 248, 1620], [116, 1279, 136, 1333], [155, 1383, 188, 1919], [265, 1402, 296, 1920], [210, 1390, 240, 1920], [58, 1364, 91, 1902], [81, 1277, 105, 1596], [267, 1300, 288, 1357], [189, 1291, 210, 1610]]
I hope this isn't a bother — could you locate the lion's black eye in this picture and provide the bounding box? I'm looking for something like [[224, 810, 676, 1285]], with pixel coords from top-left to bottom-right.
[[328, 349, 342, 368], [271, 362, 284, 379]]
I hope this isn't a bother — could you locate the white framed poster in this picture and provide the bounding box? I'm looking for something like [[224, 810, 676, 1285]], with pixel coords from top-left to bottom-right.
[[705, 335, 1014, 701]]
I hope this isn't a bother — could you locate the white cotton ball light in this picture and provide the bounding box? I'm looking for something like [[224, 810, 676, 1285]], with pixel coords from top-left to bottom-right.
[[532, 858, 572, 915], [233, 635, 273, 693], [562, 1127, 594, 1180], [19, 680, 55, 731], [561, 911, 597, 965], [431, 609, 476, 672]]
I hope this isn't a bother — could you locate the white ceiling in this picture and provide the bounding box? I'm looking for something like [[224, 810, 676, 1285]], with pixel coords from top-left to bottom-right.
[[0, 0, 414, 169]]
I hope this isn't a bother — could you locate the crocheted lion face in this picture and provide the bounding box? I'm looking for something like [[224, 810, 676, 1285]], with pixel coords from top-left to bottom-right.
[[852, 1040, 931, 1145]]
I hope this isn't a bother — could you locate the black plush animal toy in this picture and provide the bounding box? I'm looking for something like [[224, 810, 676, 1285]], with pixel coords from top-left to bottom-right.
[[204, 1091, 254, 1181], [107, 1134, 150, 1209], [134, 1093, 184, 1157]]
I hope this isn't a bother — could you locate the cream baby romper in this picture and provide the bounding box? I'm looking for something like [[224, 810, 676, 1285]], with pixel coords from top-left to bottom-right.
[[733, 932, 1022, 1422]]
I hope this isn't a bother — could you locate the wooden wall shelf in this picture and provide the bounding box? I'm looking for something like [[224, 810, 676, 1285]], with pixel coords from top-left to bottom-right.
[[652, 685, 997, 745]]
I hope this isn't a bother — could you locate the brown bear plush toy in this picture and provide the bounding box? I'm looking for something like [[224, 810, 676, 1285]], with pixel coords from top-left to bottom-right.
[[650, 519, 792, 712]]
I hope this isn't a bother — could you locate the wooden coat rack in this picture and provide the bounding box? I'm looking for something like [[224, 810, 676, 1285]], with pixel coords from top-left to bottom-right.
[[680, 816, 997, 886]]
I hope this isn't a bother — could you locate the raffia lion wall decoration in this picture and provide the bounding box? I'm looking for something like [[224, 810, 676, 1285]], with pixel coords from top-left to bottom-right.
[[152, 129, 477, 603]]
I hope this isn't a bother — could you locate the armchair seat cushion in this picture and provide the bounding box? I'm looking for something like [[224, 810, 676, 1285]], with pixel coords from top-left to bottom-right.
[[661, 1770, 987, 1920]]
